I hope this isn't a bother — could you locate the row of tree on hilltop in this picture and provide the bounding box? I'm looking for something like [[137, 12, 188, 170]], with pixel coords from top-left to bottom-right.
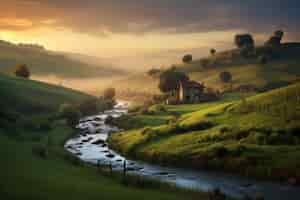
[[182, 30, 285, 64]]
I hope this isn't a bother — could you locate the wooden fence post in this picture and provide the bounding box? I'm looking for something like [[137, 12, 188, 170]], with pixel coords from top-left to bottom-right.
[[109, 160, 113, 176], [123, 160, 127, 178]]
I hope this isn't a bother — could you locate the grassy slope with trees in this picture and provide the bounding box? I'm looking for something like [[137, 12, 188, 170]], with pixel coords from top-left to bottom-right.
[[0, 40, 125, 78], [112, 42, 300, 103], [110, 83, 300, 181], [0, 73, 206, 200]]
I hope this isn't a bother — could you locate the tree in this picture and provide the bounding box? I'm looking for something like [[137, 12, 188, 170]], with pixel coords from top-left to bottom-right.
[[265, 30, 284, 46], [103, 88, 116, 100], [79, 98, 98, 116], [219, 71, 232, 83], [182, 54, 193, 63], [15, 64, 30, 78], [159, 68, 189, 93], [234, 34, 254, 49], [234, 34, 255, 58], [210, 48, 216, 56], [59, 104, 81, 128], [274, 30, 284, 39]]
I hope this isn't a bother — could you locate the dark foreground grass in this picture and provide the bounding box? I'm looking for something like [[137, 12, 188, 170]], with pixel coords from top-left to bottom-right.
[[0, 124, 208, 200]]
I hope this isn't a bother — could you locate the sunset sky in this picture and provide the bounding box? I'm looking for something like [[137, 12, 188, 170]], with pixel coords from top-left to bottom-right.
[[1, 0, 300, 69]]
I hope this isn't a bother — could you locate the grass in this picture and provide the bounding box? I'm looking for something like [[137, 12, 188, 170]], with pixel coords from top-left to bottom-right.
[[0, 73, 209, 200], [0, 73, 91, 114], [109, 83, 300, 181]]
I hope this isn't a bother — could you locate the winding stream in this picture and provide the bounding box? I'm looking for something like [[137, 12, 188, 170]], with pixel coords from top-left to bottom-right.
[[65, 101, 300, 200]]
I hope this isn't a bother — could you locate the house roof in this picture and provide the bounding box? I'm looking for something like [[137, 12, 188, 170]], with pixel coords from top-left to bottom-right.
[[181, 80, 204, 89]]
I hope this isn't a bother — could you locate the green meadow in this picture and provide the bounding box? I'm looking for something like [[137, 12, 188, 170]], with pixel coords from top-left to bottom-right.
[[110, 83, 300, 181]]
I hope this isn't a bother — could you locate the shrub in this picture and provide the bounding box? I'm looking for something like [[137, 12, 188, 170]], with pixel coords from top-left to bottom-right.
[[199, 58, 210, 68], [258, 55, 268, 64], [59, 103, 81, 128], [182, 54, 193, 63], [15, 64, 30, 78], [128, 105, 142, 113], [39, 119, 52, 131], [78, 98, 98, 116], [210, 48, 216, 56], [254, 132, 267, 145], [219, 71, 232, 83], [103, 88, 116, 100], [219, 126, 230, 134], [64, 153, 82, 166], [105, 115, 114, 125], [188, 121, 215, 131], [151, 104, 167, 113], [32, 145, 48, 159]]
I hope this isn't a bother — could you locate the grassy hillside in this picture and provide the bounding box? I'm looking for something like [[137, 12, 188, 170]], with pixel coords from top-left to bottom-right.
[[0, 73, 207, 200], [0, 40, 125, 78], [113, 43, 300, 102], [0, 73, 91, 114], [110, 83, 300, 181]]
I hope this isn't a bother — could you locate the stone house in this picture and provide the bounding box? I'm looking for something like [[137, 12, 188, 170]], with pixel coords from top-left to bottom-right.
[[178, 80, 205, 103]]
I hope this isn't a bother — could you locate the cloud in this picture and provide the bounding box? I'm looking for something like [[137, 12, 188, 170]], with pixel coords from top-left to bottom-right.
[[1, 0, 300, 40]]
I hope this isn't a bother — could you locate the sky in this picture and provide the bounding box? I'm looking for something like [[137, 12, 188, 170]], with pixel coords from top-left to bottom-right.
[[1, 0, 300, 69]]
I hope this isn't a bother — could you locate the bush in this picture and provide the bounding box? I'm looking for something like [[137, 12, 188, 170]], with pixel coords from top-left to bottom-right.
[[15, 64, 30, 78], [39, 119, 52, 131], [219, 71, 232, 83], [32, 145, 48, 159], [258, 55, 268, 64], [103, 88, 116, 100], [188, 121, 215, 131], [64, 153, 82, 166], [151, 104, 167, 113], [59, 103, 81, 128], [182, 54, 193, 63], [200, 58, 210, 68], [212, 146, 228, 158], [105, 115, 114, 125]]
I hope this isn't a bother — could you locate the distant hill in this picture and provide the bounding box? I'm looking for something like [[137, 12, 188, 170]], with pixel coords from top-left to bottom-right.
[[113, 42, 300, 102], [0, 40, 126, 78]]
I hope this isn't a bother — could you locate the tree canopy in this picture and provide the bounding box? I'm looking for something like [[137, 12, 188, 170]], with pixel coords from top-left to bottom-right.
[[219, 71, 232, 83], [182, 54, 193, 63], [103, 88, 116, 100], [159, 68, 189, 93], [15, 64, 30, 79], [234, 34, 254, 49]]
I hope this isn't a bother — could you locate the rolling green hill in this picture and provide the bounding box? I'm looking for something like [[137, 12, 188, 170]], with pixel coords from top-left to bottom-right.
[[113, 43, 300, 102], [0, 73, 92, 114], [0, 73, 205, 200], [110, 83, 300, 181], [0, 40, 125, 78]]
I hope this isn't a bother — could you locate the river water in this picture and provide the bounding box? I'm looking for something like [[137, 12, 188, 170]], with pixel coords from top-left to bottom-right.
[[65, 101, 300, 200]]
